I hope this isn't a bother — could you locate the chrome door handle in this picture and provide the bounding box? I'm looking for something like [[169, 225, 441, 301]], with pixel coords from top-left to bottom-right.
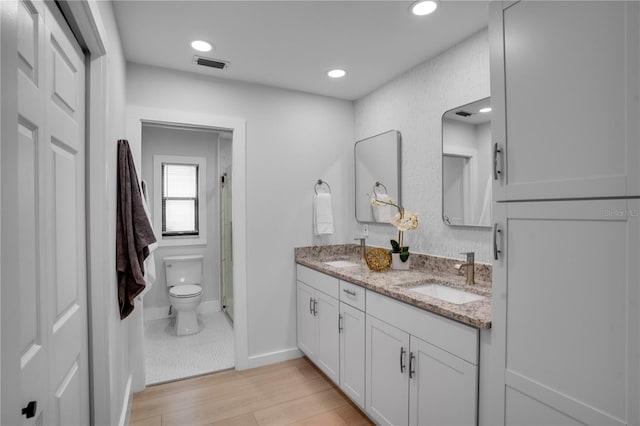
[[493, 223, 502, 260], [309, 297, 313, 315], [493, 143, 503, 180], [409, 352, 416, 379], [400, 347, 406, 373], [338, 314, 343, 333], [342, 289, 356, 296], [313, 299, 318, 316]]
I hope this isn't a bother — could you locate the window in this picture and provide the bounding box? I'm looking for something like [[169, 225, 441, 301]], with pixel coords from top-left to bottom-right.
[[162, 163, 199, 236], [153, 155, 207, 246]]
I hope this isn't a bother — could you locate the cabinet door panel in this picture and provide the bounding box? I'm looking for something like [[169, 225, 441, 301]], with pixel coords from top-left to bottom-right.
[[409, 336, 477, 426], [505, 387, 583, 426], [492, 1, 639, 200], [493, 199, 639, 425], [315, 290, 340, 384], [366, 315, 410, 426], [340, 303, 365, 408], [296, 282, 316, 359]]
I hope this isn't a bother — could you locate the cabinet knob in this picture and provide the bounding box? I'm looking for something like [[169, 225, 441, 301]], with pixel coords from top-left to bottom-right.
[[22, 401, 37, 419]]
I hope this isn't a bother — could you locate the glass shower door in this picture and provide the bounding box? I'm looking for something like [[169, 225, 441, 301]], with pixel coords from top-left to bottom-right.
[[221, 170, 234, 322]]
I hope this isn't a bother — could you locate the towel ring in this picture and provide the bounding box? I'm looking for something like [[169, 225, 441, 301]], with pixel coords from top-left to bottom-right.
[[372, 181, 388, 198], [314, 179, 332, 195]]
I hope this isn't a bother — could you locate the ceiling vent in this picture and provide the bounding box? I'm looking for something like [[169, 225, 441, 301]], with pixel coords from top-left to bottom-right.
[[455, 110, 472, 117], [193, 55, 229, 70]]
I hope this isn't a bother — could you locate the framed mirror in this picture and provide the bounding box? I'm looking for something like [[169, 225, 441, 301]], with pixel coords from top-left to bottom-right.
[[355, 130, 401, 224], [442, 98, 492, 228]]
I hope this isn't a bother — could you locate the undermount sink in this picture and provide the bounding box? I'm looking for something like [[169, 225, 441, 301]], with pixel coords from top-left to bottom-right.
[[324, 260, 360, 268], [407, 284, 485, 305]]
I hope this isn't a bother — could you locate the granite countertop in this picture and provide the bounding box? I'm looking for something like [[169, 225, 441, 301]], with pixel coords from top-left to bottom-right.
[[295, 245, 492, 329]]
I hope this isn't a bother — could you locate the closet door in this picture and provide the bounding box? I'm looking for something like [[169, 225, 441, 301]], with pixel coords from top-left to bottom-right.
[[490, 1, 640, 201]]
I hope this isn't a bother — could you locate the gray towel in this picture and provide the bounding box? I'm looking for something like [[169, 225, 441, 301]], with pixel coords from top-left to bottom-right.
[[116, 140, 157, 320]]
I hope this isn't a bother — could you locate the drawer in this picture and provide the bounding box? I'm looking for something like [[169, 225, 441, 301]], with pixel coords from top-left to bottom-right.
[[366, 290, 479, 364], [339, 281, 365, 311], [296, 265, 339, 299]]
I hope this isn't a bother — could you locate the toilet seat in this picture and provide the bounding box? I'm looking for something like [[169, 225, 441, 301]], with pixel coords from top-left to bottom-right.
[[169, 284, 202, 298]]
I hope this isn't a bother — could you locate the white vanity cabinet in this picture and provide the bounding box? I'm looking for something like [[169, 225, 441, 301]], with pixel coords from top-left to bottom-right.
[[366, 291, 479, 426], [296, 265, 481, 425], [296, 267, 340, 384], [490, 1, 640, 201]]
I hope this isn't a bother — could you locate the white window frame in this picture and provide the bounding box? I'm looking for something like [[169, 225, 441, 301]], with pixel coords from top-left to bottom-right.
[[153, 154, 207, 246]]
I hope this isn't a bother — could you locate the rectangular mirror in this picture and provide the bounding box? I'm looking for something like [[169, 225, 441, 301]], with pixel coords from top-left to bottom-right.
[[355, 130, 401, 224], [442, 98, 492, 228]]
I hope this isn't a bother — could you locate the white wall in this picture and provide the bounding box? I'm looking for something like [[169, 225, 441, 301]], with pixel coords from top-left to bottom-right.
[[126, 63, 354, 362], [354, 29, 492, 262], [87, 1, 133, 424], [141, 125, 222, 312]]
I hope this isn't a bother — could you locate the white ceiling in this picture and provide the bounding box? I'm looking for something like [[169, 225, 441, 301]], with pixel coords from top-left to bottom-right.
[[113, 1, 489, 101]]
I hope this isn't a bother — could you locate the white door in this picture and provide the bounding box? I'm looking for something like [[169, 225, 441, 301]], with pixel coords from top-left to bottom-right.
[[296, 281, 316, 359], [11, 1, 89, 424], [339, 302, 365, 408], [493, 199, 639, 425], [490, 1, 639, 201], [409, 336, 477, 426], [314, 290, 339, 384], [366, 314, 410, 426]]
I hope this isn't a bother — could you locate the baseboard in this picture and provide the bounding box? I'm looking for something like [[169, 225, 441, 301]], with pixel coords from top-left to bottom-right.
[[144, 299, 220, 321], [247, 347, 303, 369], [118, 374, 133, 426]]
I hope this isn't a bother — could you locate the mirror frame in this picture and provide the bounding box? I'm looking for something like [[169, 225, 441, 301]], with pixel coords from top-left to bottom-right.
[[441, 98, 492, 229], [354, 129, 402, 225]]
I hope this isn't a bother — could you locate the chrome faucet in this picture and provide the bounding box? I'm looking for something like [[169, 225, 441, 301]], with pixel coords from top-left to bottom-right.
[[354, 237, 367, 261], [456, 252, 475, 285]]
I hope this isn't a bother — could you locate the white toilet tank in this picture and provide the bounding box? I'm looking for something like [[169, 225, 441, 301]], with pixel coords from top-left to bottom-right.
[[164, 255, 204, 287]]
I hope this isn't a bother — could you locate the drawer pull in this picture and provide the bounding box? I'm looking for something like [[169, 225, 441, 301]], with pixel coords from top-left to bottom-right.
[[400, 347, 406, 373], [309, 297, 313, 315], [493, 142, 503, 180], [409, 352, 416, 379], [343, 289, 357, 297], [338, 314, 343, 333], [313, 299, 318, 316], [493, 223, 502, 260]]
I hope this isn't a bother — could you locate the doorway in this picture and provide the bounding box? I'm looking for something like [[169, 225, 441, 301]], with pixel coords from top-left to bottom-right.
[[140, 123, 235, 385]]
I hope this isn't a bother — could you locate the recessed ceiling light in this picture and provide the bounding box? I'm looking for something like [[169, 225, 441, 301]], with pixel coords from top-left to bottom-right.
[[410, 0, 438, 16], [328, 69, 346, 78], [479, 107, 492, 113], [191, 40, 212, 52]]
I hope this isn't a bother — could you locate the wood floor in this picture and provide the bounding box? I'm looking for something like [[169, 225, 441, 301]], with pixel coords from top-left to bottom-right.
[[130, 357, 374, 426]]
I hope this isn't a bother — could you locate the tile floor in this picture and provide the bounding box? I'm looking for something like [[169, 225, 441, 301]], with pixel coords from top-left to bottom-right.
[[144, 311, 234, 385]]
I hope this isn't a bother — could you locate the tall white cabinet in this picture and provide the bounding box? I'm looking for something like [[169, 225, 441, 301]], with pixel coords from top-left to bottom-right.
[[489, 1, 640, 425]]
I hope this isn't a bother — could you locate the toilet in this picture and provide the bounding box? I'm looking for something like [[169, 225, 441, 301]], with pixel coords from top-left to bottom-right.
[[164, 255, 204, 336]]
